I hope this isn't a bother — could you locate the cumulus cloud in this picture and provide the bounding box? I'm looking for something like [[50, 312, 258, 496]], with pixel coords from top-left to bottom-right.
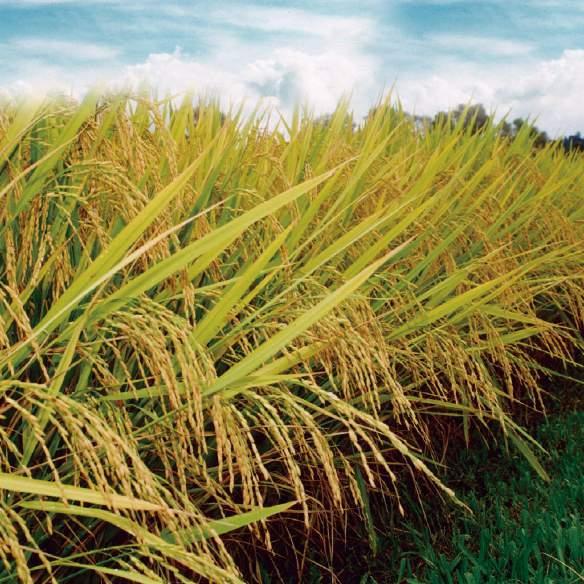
[[245, 48, 379, 112], [6, 45, 584, 136], [118, 49, 247, 101], [116, 44, 380, 118], [80, 6, 380, 119], [109, 43, 584, 135], [396, 49, 584, 136], [495, 49, 584, 134]]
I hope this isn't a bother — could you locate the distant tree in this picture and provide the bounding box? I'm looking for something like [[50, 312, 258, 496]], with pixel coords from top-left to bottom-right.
[[314, 113, 333, 127], [454, 103, 490, 132], [499, 119, 513, 138], [427, 104, 550, 147], [563, 132, 584, 152], [431, 109, 451, 130], [399, 102, 573, 150], [406, 113, 433, 133], [193, 106, 226, 126], [431, 104, 490, 134], [315, 112, 356, 131], [510, 117, 549, 147]]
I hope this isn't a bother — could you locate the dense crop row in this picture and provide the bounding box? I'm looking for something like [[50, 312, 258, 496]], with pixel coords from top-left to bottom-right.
[[0, 94, 582, 582]]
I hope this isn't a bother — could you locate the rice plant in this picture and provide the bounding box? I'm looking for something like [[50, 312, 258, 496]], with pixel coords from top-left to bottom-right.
[[0, 92, 582, 582]]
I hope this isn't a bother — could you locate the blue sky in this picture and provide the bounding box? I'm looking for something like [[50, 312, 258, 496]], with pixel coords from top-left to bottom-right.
[[1, 0, 583, 134]]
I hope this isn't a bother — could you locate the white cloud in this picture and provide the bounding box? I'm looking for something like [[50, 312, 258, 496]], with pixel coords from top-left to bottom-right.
[[396, 49, 584, 136], [115, 45, 380, 118], [9, 39, 119, 60], [495, 49, 584, 134], [212, 6, 374, 40], [117, 49, 246, 101], [105, 5, 381, 118], [7, 47, 584, 136], [248, 47, 379, 113], [0, 60, 115, 98], [427, 34, 535, 57]]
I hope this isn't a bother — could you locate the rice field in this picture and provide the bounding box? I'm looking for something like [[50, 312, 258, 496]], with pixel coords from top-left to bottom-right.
[[0, 93, 582, 583]]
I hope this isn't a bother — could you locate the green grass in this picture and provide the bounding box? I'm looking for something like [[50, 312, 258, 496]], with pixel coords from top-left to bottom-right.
[[348, 409, 583, 584]]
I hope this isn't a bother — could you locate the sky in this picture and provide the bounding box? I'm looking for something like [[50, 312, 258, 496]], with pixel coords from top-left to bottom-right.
[[0, 0, 583, 135]]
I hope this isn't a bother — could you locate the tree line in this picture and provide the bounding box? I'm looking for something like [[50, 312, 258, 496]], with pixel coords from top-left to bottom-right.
[[413, 104, 584, 152]]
